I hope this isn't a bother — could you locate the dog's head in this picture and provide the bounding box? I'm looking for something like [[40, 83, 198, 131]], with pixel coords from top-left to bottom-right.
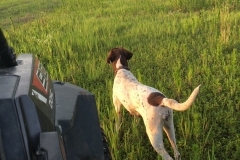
[[106, 47, 133, 72]]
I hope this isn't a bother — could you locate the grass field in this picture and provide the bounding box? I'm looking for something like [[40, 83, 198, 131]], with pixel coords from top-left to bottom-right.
[[1, 0, 240, 159]]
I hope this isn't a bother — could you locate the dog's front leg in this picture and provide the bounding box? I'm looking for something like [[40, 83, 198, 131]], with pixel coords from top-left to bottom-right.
[[113, 94, 122, 131]]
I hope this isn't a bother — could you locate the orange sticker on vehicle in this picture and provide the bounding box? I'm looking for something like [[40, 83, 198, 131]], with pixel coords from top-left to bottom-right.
[[32, 59, 49, 95]]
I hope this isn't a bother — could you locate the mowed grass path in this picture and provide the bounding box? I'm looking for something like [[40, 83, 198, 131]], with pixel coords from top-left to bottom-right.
[[1, 0, 240, 159]]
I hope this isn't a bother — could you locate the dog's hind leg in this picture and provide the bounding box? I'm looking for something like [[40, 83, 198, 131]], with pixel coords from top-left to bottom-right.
[[163, 112, 181, 160], [113, 94, 122, 131], [143, 115, 173, 160]]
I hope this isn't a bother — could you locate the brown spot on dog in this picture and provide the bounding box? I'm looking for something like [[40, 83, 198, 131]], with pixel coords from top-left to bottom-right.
[[147, 92, 166, 107]]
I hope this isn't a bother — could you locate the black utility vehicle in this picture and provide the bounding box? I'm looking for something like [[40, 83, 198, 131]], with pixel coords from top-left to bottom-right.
[[0, 29, 111, 160]]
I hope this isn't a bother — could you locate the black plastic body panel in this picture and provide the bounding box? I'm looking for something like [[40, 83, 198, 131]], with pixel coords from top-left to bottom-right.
[[19, 95, 42, 157], [0, 54, 55, 132], [39, 132, 63, 160], [0, 54, 55, 159], [54, 82, 105, 160], [0, 75, 27, 160], [0, 54, 106, 160]]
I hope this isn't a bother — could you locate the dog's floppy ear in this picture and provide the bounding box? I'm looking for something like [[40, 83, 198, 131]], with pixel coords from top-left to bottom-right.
[[106, 50, 115, 63], [122, 49, 133, 60]]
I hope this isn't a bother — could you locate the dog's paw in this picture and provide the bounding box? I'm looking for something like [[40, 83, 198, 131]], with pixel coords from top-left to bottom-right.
[[164, 156, 173, 160], [174, 153, 181, 160]]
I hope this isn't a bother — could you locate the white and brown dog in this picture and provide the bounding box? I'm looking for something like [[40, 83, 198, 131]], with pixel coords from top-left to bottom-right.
[[107, 47, 200, 160]]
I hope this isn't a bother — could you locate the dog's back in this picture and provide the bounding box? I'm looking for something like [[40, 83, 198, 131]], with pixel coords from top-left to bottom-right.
[[113, 69, 166, 115]]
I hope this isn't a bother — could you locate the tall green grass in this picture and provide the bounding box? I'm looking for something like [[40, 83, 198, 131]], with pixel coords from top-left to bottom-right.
[[172, 0, 239, 12], [1, 0, 240, 159], [0, 0, 61, 28]]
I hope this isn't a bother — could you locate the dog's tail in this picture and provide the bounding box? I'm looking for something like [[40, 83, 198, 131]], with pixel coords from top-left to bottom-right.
[[161, 85, 201, 111]]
